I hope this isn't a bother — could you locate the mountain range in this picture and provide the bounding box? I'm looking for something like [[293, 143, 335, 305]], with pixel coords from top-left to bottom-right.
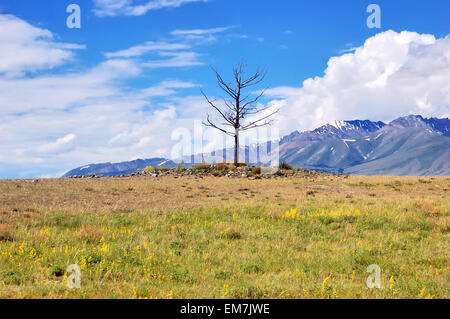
[[278, 115, 449, 175], [62, 158, 176, 177], [63, 115, 450, 177]]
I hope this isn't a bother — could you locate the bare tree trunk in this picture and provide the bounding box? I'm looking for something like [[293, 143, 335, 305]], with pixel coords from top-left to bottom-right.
[[234, 128, 239, 166]]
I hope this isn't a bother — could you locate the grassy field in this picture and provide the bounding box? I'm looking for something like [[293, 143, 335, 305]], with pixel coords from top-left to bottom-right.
[[0, 174, 448, 299]]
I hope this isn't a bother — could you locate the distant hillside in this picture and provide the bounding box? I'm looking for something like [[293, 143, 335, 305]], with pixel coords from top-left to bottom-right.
[[62, 158, 176, 177], [63, 115, 450, 177], [184, 115, 450, 176], [278, 115, 450, 176]]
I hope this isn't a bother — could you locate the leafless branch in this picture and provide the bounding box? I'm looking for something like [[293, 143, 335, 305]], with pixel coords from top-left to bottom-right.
[[241, 108, 280, 131], [240, 87, 268, 114], [201, 89, 235, 126], [202, 114, 235, 137]]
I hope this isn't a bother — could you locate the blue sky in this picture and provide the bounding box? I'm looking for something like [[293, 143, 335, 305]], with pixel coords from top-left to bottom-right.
[[3, 0, 449, 89], [0, 0, 449, 178]]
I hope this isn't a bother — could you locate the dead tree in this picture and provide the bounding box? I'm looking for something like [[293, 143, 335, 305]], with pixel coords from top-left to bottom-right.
[[202, 62, 278, 166]]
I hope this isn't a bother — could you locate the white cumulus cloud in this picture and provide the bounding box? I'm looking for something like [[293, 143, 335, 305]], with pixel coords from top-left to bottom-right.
[[0, 14, 84, 76], [268, 30, 450, 135], [37, 134, 77, 154]]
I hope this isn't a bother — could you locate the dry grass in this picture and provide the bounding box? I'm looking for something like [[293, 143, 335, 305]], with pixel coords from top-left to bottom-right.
[[0, 175, 448, 298], [0, 224, 14, 242], [3, 175, 445, 213]]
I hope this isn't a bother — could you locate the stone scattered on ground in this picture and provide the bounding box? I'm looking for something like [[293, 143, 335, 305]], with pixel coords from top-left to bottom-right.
[[64, 164, 346, 180]]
